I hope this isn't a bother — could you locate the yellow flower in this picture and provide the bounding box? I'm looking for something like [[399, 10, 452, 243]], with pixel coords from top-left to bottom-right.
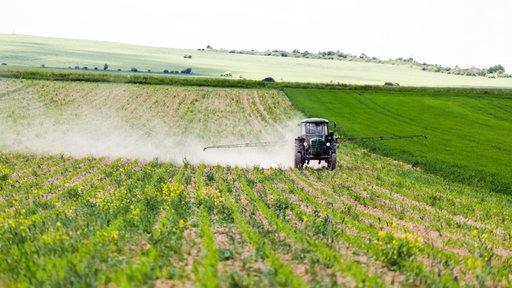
[[466, 257, 483, 270], [111, 230, 119, 241]]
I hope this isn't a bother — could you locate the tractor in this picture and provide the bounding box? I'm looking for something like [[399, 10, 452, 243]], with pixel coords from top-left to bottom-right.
[[294, 118, 337, 170]]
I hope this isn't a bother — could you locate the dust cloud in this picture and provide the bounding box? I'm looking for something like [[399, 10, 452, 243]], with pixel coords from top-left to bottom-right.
[[0, 107, 301, 169]]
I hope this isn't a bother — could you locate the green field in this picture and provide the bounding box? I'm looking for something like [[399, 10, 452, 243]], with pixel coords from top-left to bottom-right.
[[2, 34, 512, 286], [285, 88, 512, 194], [1, 78, 512, 286], [3, 34, 512, 88]]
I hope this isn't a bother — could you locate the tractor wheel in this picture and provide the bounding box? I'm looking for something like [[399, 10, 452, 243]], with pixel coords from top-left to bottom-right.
[[295, 152, 303, 170], [328, 153, 336, 170]]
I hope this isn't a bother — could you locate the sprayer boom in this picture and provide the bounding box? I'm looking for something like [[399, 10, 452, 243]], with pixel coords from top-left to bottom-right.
[[337, 134, 427, 143], [202, 117, 427, 170], [203, 141, 282, 151]]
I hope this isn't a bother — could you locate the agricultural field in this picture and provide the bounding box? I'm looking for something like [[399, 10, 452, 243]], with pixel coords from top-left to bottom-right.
[[286, 88, 512, 195], [3, 34, 512, 88], [1, 78, 512, 287], [0, 78, 299, 166]]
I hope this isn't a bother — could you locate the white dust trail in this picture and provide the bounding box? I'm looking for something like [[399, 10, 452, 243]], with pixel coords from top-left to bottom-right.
[[0, 109, 300, 168]]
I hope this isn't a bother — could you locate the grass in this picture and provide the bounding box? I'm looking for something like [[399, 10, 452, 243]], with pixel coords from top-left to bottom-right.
[[285, 88, 512, 194], [3, 34, 512, 88]]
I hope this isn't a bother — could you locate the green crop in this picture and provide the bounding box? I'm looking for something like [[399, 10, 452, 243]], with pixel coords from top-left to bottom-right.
[[1, 78, 511, 286], [285, 88, 512, 194]]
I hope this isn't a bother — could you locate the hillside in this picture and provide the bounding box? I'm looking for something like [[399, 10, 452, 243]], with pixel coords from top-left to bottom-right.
[[1, 78, 511, 286], [3, 34, 512, 88]]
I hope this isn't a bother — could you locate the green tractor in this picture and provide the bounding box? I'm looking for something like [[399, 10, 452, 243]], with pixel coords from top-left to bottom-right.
[[294, 118, 337, 170]]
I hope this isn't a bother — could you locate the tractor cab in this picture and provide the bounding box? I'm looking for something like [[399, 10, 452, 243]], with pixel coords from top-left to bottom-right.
[[295, 118, 337, 170], [299, 118, 336, 149], [301, 120, 329, 138]]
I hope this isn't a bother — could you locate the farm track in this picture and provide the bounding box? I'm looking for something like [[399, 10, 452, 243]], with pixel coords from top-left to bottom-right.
[[1, 78, 511, 287]]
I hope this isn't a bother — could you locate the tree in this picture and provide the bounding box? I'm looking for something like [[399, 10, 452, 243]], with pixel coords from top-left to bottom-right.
[[103, 64, 109, 71], [488, 64, 505, 74], [181, 68, 192, 74]]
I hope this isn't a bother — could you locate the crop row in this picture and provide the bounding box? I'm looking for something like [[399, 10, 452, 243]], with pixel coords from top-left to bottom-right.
[[1, 146, 511, 287], [0, 78, 300, 148]]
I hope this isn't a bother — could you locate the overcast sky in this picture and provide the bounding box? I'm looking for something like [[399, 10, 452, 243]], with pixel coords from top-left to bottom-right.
[[2, 0, 511, 72]]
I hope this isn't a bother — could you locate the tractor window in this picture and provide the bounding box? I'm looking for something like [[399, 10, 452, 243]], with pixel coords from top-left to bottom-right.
[[304, 123, 327, 135]]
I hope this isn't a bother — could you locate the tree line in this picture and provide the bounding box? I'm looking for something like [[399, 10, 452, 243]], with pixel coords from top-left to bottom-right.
[[204, 47, 509, 78]]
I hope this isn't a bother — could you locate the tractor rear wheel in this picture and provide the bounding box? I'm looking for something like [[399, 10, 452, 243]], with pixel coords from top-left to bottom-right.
[[328, 153, 336, 170]]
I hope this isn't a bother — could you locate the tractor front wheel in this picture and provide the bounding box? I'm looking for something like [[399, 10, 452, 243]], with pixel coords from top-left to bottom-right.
[[328, 153, 336, 170], [295, 152, 303, 170]]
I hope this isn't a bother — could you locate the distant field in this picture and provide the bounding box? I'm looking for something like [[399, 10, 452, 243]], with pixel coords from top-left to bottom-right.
[[3, 34, 512, 88], [285, 88, 512, 194]]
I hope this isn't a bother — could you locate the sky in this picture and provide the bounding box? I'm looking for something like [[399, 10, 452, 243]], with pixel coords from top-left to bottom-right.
[[2, 0, 511, 72]]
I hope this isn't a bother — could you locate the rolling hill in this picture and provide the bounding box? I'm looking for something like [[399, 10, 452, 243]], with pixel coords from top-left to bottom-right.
[[3, 34, 512, 88]]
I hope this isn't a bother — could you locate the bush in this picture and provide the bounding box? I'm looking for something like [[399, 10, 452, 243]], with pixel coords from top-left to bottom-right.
[[262, 77, 275, 82], [181, 68, 192, 74]]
